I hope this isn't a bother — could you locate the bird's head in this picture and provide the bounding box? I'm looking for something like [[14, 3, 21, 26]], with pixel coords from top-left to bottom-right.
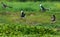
[[21, 10, 24, 13], [40, 4, 42, 7]]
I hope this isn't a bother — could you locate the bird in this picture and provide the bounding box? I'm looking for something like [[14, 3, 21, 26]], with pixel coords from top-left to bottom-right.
[[21, 10, 25, 18], [51, 14, 56, 24], [40, 4, 49, 12], [1, 2, 12, 8]]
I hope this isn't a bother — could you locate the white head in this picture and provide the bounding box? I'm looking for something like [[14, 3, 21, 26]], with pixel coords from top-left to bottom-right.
[[21, 10, 24, 13], [40, 4, 42, 7]]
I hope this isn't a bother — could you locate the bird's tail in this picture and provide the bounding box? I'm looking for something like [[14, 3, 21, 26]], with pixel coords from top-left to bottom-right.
[[46, 8, 51, 11], [7, 6, 12, 8]]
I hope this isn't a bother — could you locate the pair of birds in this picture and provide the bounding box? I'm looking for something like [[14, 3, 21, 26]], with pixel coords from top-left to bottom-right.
[[1, 2, 25, 18], [1, 2, 47, 12], [20, 4, 47, 18], [40, 4, 56, 23], [21, 11, 56, 24], [20, 10, 56, 24], [1, 2, 46, 17]]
